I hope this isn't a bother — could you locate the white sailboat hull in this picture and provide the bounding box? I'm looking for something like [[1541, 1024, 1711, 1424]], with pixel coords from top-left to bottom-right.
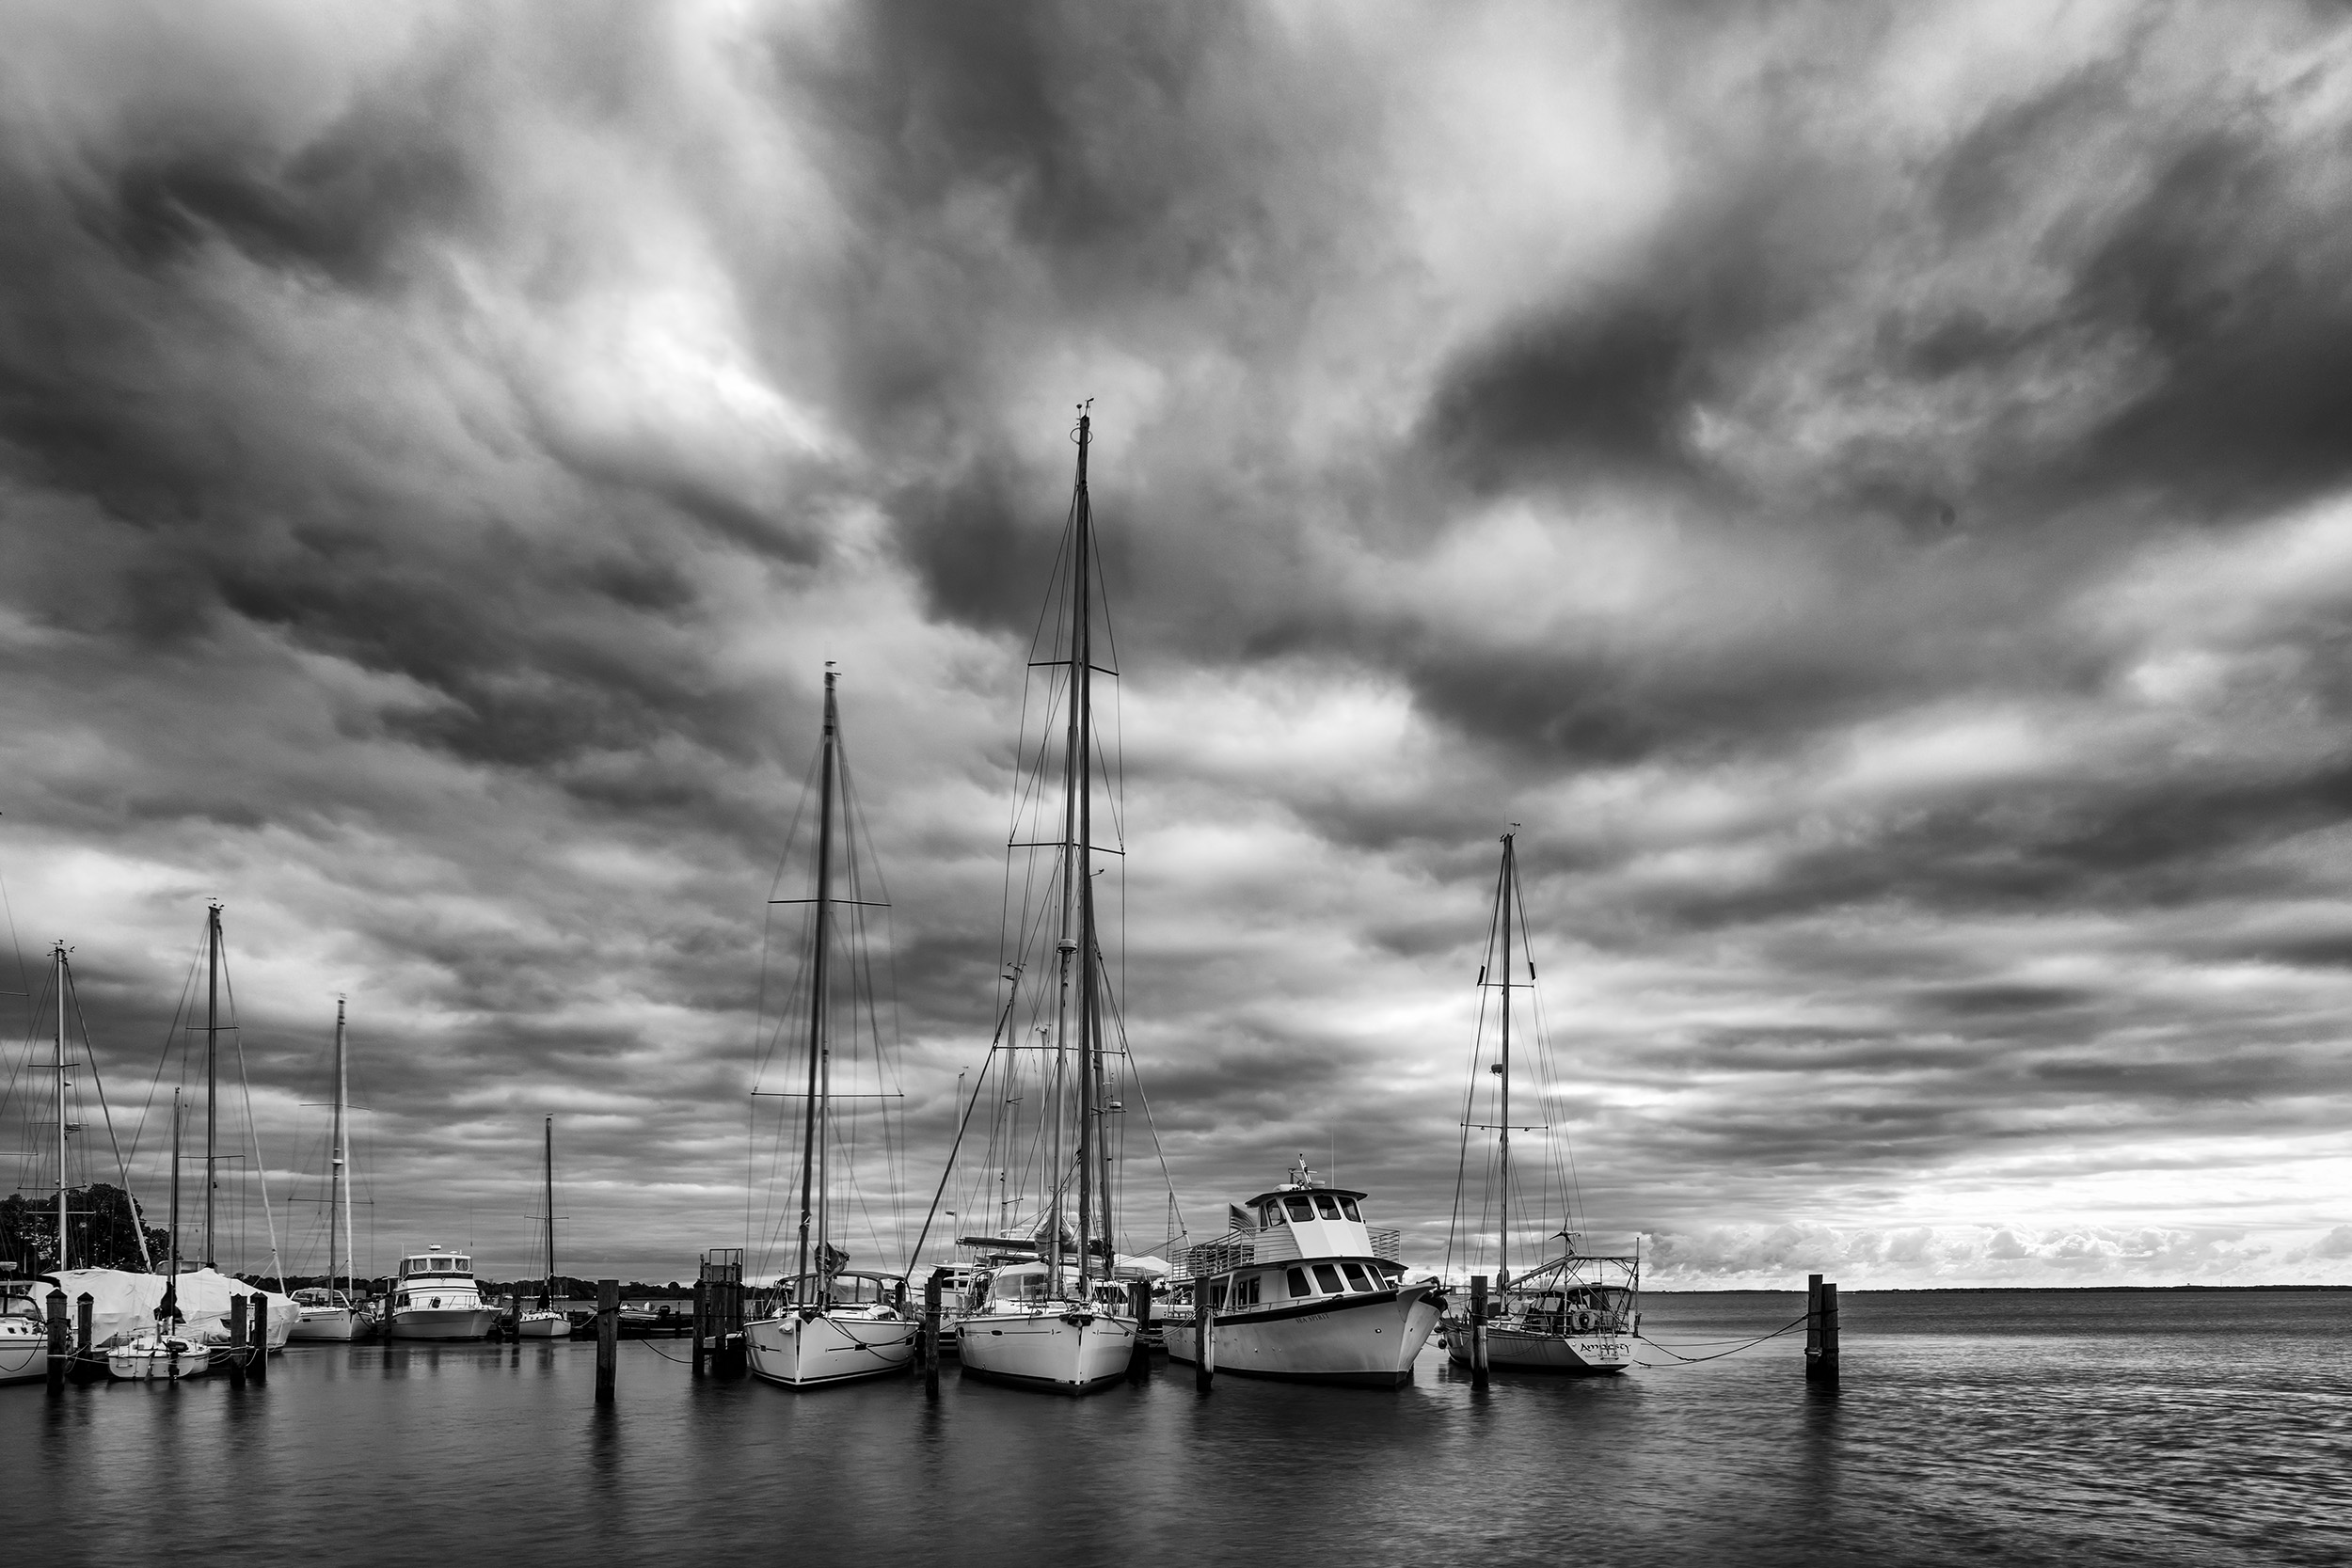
[[106, 1334, 211, 1380], [745, 1309, 915, 1387], [1446, 1323, 1634, 1374], [289, 1306, 358, 1342], [516, 1311, 572, 1339], [0, 1323, 47, 1385], [1168, 1285, 1441, 1386], [957, 1307, 1136, 1392], [388, 1307, 499, 1341]]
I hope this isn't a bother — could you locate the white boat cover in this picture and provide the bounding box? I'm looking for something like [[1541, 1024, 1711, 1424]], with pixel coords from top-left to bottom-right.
[[43, 1268, 296, 1352]]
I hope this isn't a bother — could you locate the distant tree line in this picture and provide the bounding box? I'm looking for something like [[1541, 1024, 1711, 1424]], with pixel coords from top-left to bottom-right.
[[0, 1185, 170, 1275]]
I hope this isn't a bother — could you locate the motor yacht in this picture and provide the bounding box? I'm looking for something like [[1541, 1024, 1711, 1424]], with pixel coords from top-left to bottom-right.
[[1167, 1158, 1443, 1386], [385, 1248, 498, 1339]]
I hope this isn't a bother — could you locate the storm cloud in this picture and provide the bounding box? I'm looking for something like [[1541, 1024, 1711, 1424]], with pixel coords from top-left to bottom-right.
[[2, 0, 2348, 1286]]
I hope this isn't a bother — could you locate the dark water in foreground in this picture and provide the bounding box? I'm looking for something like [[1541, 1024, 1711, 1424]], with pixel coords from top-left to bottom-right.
[[8, 1290, 2346, 1566]]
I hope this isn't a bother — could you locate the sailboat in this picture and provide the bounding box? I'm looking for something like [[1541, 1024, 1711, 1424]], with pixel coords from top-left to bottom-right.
[[952, 406, 1141, 1394], [0, 1269, 46, 1385], [1440, 833, 1638, 1375], [742, 669, 918, 1388], [516, 1117, 571, 1338], [291, 999, 360, 1341], [106, 1088, 210, 1380]]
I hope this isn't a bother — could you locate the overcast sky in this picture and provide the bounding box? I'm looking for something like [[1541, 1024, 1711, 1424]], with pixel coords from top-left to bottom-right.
[[3, 0, 2349, 1288]]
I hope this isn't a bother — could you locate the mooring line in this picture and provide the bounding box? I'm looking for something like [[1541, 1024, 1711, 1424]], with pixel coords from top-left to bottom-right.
[[1633, 1313, 1810, 1368]]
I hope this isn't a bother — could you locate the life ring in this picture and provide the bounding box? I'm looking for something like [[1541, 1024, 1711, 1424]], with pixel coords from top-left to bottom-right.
[[1571, 1309, 1594, 1333]]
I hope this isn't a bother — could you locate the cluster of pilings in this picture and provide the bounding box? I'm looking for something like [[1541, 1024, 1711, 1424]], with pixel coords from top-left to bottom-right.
[[689, 1249, 746, 1382]]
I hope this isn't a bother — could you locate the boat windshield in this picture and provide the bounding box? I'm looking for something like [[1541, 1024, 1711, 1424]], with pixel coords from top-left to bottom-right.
[[990, 1271, 1051, 1303]]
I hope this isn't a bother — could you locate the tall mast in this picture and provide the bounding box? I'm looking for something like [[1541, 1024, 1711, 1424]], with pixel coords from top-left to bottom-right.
[[1073, 406, 1098, 1291], [331, 998, 347, 1301], [167, 1089, 183, 1298], [1499, 833, 1514, 1287], [55, 942, 68, 1273], [792, 668, 838, 1301], [203, 901, 220, 1271], [543, 1116, 556, 1303], [1048, 409, 1092, 1300]]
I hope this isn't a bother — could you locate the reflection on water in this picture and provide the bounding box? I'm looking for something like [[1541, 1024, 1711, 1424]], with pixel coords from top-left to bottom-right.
[[8, 1291, 2345, 1565]]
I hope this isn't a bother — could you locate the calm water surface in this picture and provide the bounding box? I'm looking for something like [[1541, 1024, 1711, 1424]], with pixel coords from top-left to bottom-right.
[[9, 1290, 2346, 1565]]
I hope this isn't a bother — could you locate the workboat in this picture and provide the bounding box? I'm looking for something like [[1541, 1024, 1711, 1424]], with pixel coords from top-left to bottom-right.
[[386, 1248, 498, 1339], [742, 669, 917, 1388], [292, 999, 363, 1342], [516, 1117, 570, 1338], [0, 1272, 49, 1385], [1439, 832, 1638, 1375], [1167, 1157, 1442, 1386], [946, 407, 1142, 1394]]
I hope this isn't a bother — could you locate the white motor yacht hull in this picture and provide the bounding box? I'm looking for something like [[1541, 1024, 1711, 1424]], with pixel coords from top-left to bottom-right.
[[516, 1312, 572, 1339], [957, 1308, 1136, 1392], [1446, 1322, 1634, 1374], [1168, 1285, 1440, 1387], [388, 1307, 499, 1341], [106, 1335, 211, 1380], [290, 1307, 358, 1342], [745, 1309, 915, 1387]]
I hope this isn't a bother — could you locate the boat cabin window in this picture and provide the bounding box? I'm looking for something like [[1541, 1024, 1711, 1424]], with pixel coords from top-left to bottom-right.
[[1259, 1202, 1281, 1227], [1284, 1196, 1312, 1223], [1313, 1195, 1342, 1220], [1341, 1198, 1362, 1222], [1286, 1268, 1311, 1298], [1311, 1264, 1344, 1293], [1232, 1275, 1263, 1307], [1341, 1263, 1373, 1291]]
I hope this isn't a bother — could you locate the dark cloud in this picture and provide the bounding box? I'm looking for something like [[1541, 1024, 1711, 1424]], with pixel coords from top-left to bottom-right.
[[1, 1, 2349, 1287]]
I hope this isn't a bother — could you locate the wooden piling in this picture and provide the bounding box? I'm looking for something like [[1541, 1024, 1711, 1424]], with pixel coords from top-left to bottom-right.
[[76, 1292, 92, 1357], [250, 1292, 267, 1384], [1470, 1275, 1490, 1389], [923, 1270, 942, 1397], [1194, 1278, 1214, 1392], [229, 1295, 248, 1386], [1804, 1275, 1838, 1386], [1126, 1279, 1151, 1384], [45, 1289, 67, 1391], [691, 1280, 707, 1377], [595, 1278, 618, 1404]]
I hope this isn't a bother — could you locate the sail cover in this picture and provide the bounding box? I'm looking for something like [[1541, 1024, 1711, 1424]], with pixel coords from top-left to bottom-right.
[[44, 1268, 297, 1350]]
